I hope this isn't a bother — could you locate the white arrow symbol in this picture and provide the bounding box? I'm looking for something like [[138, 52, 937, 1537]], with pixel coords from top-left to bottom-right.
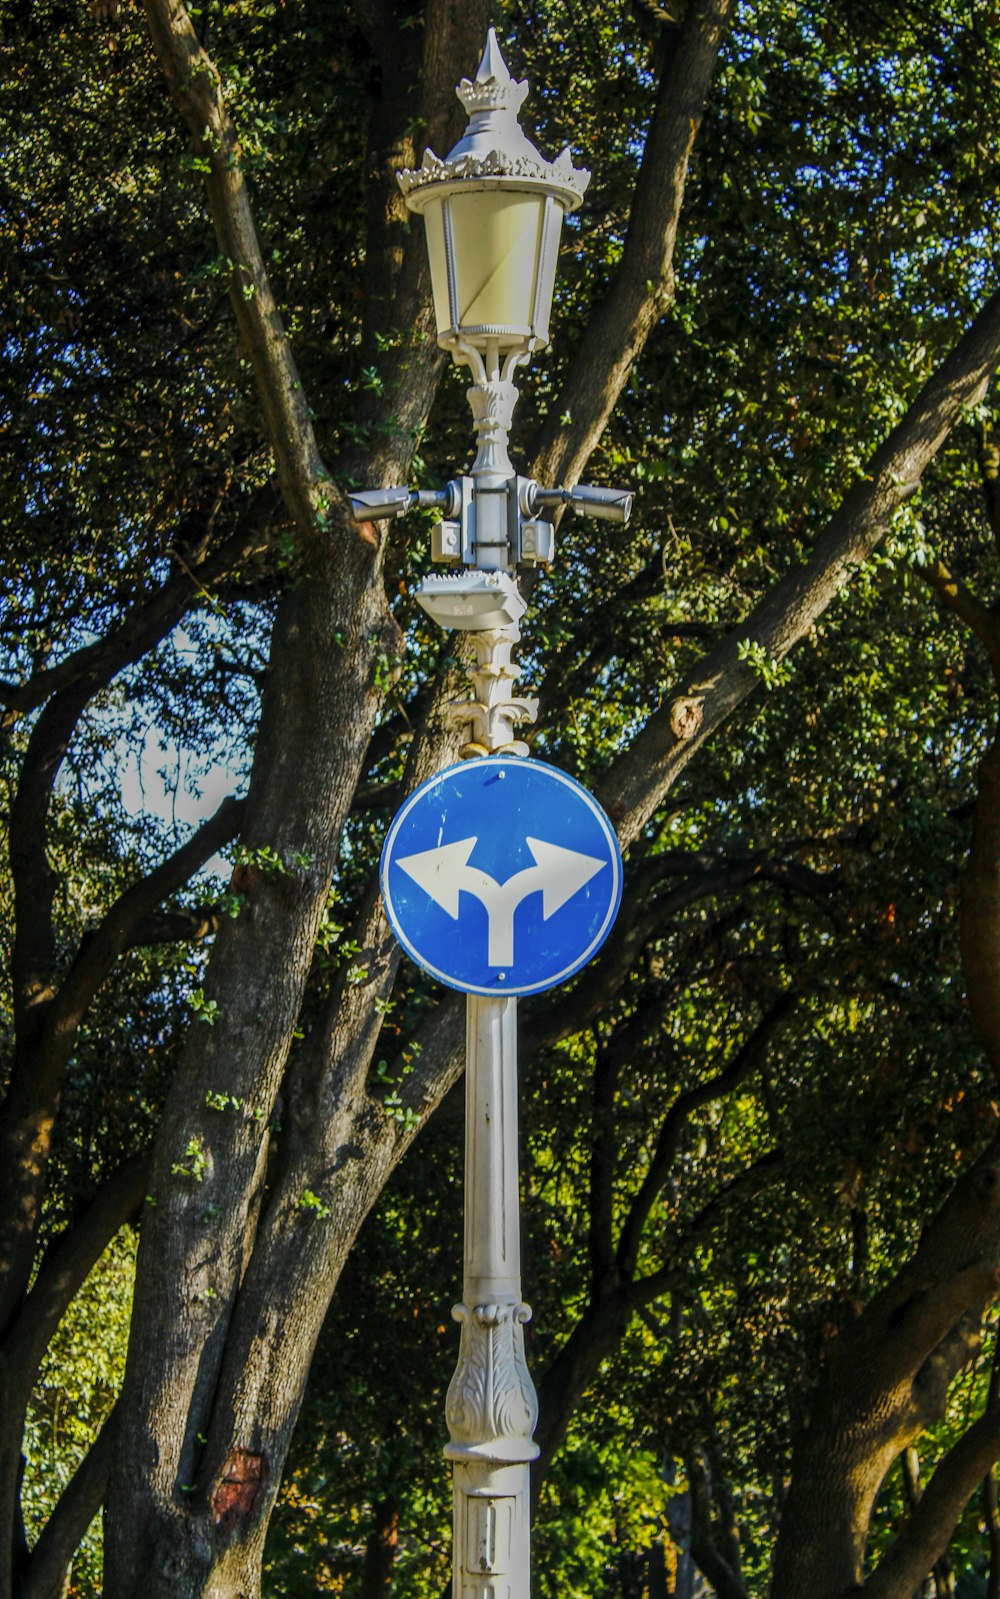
[[395, 834, 607, 967]]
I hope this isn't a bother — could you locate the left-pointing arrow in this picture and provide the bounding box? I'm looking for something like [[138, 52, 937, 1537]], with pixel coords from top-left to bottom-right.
[[393, 837, 478, 919]]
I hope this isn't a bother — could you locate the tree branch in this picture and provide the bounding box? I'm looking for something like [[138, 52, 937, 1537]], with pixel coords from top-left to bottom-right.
[[19, 1407, 117, 1599], [921, 555, 1000, 687], [3, 1153, 150, 1384], [628, 1150, 785, 1309], [601, 287, 1000, 850], [125, 906, 228, 949], [772, 1132, 1000, 1599], [142, 0, 346, 553], [530, 0, 736, 489], [345, 0, 490, 487], [532, 1150, 783, 1484], [0, 798, 241, 1334], [347, 0, 399, 60], [0, 517, 271, 720], [687, 1444, 749, 1599], [615, 993, 798, 1277], [961, 736, 1000, 1079], [529, 851, 828, 1052], [4, 519, 260, 1067], [589, 1023, 634, 1291], [45, 795, 243, 1048], [864, 1403, 1000, 1599]]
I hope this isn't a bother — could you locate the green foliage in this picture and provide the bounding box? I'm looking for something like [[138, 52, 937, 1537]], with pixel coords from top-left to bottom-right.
[[22, 1232, 137, 1594], [736, 638, 793, 690], [188, 987, 220, 1025], [3, 0, 1000, 1593], [171, 1136, 209, 1183]]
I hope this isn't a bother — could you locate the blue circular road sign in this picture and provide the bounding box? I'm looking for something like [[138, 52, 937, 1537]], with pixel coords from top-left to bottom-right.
[[380, 757, 623, 997]]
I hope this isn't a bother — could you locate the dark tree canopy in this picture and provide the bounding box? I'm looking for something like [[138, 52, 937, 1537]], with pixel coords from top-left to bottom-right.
[[2, 1, 1000, 1597]]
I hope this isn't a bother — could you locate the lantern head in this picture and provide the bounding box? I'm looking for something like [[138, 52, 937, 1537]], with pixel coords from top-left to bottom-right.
[[398, 30, 590, 375]]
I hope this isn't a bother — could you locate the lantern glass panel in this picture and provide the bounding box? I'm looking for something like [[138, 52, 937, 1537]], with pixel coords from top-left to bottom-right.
[[424, 188, 561, 344], [423, 200, 453, 336]]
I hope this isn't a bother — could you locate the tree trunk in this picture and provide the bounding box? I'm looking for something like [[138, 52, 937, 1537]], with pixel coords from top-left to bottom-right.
[[901, 1448, 938, 1599], [772, 1135, 1000, 1599], [647, 1540, 670, 1599], [105, 560, 396, 1597], [531, 1292, 633, 1502], [985, 1467, 1000, 1599], [360, 1498, 399, 1599]]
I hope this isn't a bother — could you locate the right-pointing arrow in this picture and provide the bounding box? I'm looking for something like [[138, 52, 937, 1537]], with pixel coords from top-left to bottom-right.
[[524, 836, 606, 919]]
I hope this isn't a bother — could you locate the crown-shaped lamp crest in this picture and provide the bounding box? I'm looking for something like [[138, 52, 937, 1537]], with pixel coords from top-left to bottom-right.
[[457, 28, 529, 116], [398, 29, 590, 208]]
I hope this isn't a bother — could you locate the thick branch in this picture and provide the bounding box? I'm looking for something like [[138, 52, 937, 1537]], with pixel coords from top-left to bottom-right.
[[589, 1024, 636, 1291], [346, 0, 489, 485], [5, 522, 260, 1065], [3, 1153, 149, 1384], [0, 799, 240, 1335], [531, 852, 828, 1051], [125, 906, 227, 948], [772, 1133, 1000, 1599], [347, 0, 398, 60], [8, 691, 91, 1054], [142, 0, 344, 552], [864, 1404, 1000, 1599], [530, 0, 736, 488], [616, 993, 797, 1277], [44, 796, 243, 1050], [922, 556, 1000, 687], [628, 1151, 785, 1309], [961, 737, 1000, 1078], [533, 1151, 782, 1483], [19, 1409, 116, 1599], [687, 1445, 748, 1599], [0, 518, 270, 719], [0, 1164, 142, 1599], [601, 287, 1000, 849]]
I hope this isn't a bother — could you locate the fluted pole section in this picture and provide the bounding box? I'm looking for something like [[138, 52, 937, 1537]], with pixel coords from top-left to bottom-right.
[[445, 628, 538, 1599]]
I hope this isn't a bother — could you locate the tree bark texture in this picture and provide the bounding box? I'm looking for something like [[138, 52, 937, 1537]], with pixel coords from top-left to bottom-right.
[[360, 1498, 400, 1599], [772, 1132, 1000, 1599], [100, 0, 486, 1592], [961, 736, 1000, 1080]]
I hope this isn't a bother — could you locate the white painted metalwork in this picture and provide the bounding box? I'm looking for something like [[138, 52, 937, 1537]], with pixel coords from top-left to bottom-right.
[[445, 992, 537, 1599], [398, 29, 589, 367], [440, 618, 537, 1599], [358, 31, 634, 1599]]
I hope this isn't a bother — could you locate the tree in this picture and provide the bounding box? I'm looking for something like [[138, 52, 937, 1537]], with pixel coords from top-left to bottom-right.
[[2, 0, 1000, 1596]]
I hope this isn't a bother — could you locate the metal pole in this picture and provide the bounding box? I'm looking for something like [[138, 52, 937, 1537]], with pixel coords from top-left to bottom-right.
[[371, 35, 629, 1599], [445, 993, 538, 1599], [441, 410, 540, 1594]]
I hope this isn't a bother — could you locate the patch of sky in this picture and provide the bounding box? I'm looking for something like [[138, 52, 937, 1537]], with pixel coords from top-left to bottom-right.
[[70, 615, 261, 884], [117, 723, 244, 882]]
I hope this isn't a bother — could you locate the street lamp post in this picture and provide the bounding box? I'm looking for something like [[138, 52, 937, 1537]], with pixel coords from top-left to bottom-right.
[[354, 32, 632, 1599]]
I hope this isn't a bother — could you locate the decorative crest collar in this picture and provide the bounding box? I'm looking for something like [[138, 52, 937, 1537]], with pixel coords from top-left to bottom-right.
[[397, 29, 590, 209], [457, 28, 529, 117]]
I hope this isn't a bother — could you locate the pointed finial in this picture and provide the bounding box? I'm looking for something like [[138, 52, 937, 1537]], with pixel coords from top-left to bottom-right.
[[478, 28, 509, 85], [457, 27, 529, 117], [397, 29, 590, 208]]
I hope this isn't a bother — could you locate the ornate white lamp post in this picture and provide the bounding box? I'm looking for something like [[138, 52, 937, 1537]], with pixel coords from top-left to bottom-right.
[[354, 32, 632, 1599]]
